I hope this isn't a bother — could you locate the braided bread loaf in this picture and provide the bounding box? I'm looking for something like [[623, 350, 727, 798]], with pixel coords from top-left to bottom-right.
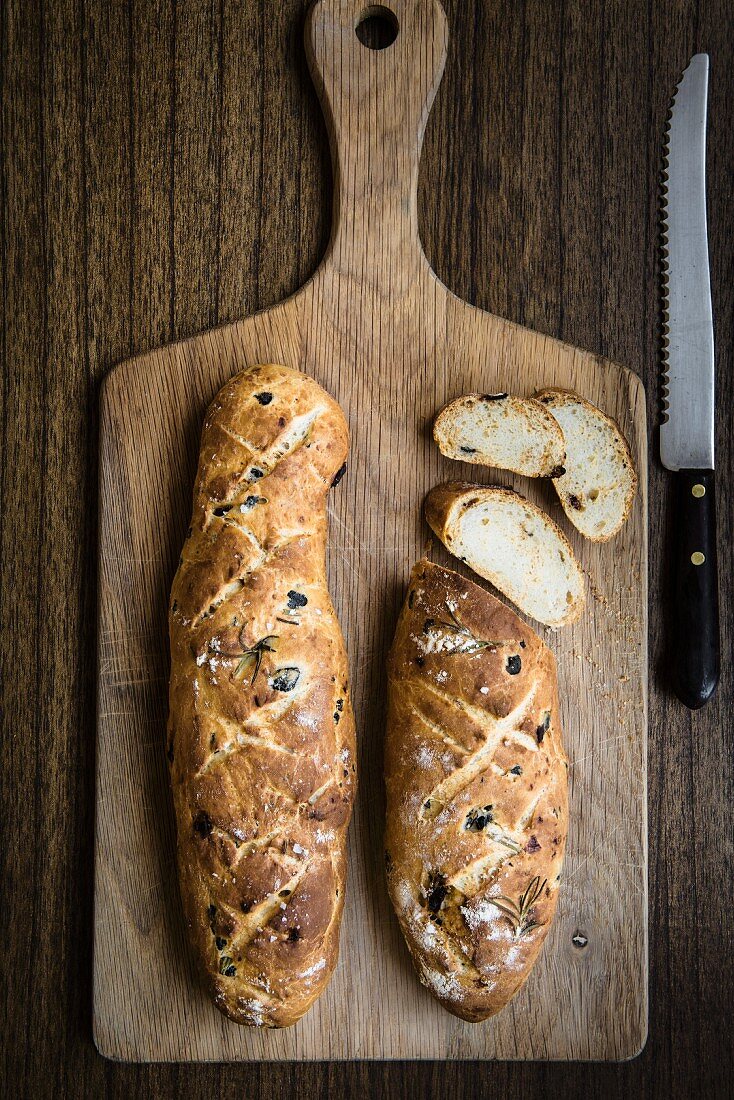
[[167, 364, 355, 1028], [385, 560, 568, 1021]]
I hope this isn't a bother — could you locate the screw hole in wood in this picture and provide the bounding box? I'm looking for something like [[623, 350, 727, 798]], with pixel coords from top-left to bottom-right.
[[355, 6, 399, 50]]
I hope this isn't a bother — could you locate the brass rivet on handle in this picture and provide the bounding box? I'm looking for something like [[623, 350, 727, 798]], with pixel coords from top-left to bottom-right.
[[691, 483, 706, 498], [691, 551, 705, 566]]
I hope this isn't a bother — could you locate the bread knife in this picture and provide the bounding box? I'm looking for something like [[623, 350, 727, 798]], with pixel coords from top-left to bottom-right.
[[660, 53, 719, 708]]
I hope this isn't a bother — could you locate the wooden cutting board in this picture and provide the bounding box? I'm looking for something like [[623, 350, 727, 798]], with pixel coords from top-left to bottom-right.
[[93, 0, 647, 1062]]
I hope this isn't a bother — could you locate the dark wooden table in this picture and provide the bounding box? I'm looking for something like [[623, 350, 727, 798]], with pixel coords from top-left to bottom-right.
[[2, 1, 732, 1096]]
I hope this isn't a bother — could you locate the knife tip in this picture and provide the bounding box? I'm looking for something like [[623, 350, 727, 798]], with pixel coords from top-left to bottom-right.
[[687, 52, 709, 71]]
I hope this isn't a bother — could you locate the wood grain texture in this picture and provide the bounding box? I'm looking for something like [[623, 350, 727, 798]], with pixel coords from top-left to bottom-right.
[[2, 0, 733, 1095], [94, 0, 647, 1061]]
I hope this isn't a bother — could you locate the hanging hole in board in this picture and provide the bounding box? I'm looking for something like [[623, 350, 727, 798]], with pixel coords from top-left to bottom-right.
[[355, 6, 399, 50]]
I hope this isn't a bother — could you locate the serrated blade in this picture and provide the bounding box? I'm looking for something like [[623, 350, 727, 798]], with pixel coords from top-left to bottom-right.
[[660, 53, 715, 471]]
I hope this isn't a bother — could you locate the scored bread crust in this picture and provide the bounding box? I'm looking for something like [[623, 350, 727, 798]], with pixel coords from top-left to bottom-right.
[[535, 388, 637, 541], [385, 561, 568, 1022], [167, 363, 356, 1028], [425, 482, 586, 628], [433, 393, 567, 477]]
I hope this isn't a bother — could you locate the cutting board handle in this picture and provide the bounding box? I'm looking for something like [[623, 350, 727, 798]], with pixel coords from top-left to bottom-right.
[[306, 1, 448, 282]]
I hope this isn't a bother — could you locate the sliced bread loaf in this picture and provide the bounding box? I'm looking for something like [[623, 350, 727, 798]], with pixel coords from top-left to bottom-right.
[[535, 389, 637, 541], [425, 483, 585, 628], [433, 393, 566, 478]]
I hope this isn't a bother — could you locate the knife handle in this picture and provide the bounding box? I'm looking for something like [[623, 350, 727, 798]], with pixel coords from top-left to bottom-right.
[[672, 469, 719, 708]]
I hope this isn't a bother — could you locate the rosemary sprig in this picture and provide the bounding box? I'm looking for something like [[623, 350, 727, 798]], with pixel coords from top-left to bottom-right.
[[490, 876, 547, 938], [424, 603, 502, 654], [228, 635, 279, 685]]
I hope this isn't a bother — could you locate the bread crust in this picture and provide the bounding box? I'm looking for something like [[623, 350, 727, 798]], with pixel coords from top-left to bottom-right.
[[167, 363, 356, 1028], [385, 560, 568, 1021]]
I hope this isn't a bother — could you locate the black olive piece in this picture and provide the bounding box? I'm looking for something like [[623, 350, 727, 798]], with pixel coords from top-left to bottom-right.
[[287, 590, 308, 609], [481, 393, 508, 401], [424, 800, 432, 810], [255, 392, 273, 405], [510, 765, 523, 775], [243, 495, 264, 509], [550, 465, 567, 479], [213, 505, 232, 517], [536, 711, 551, 743], [465, 804, 494, 831], [270, 667, 300, 692], [568, 493, 583, 510], [333, 711, 340, 723], [279, 889, 291, 898], [287, 927, 300, 942], [193, 811, 213, 838], [423, 618, 435, 632], [415, 656, 425, 668], [215, 936, 227, 950], [335, 698, 344, 711], [519, 640, 526, 649], [241, 899, 253, 913], [460, 446, 477, 454], [425, 872, 448, 914], [249, 467, 264, 480], [331, 462, 347, 488], [506, 655, 522, 675]]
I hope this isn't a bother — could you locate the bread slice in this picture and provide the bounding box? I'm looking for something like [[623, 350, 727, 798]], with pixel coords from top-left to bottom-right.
[[535, 389, 637, 541], [425, 483, 585, 628], [433, 393, 566, 478]]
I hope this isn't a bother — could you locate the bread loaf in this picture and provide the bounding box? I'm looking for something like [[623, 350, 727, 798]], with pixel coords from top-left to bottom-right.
[[167, 363, 356, 1028], [385, 560, 568, 1021]]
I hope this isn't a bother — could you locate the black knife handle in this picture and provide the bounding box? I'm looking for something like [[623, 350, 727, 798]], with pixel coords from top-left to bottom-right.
[[672, 469, 719, 708]]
